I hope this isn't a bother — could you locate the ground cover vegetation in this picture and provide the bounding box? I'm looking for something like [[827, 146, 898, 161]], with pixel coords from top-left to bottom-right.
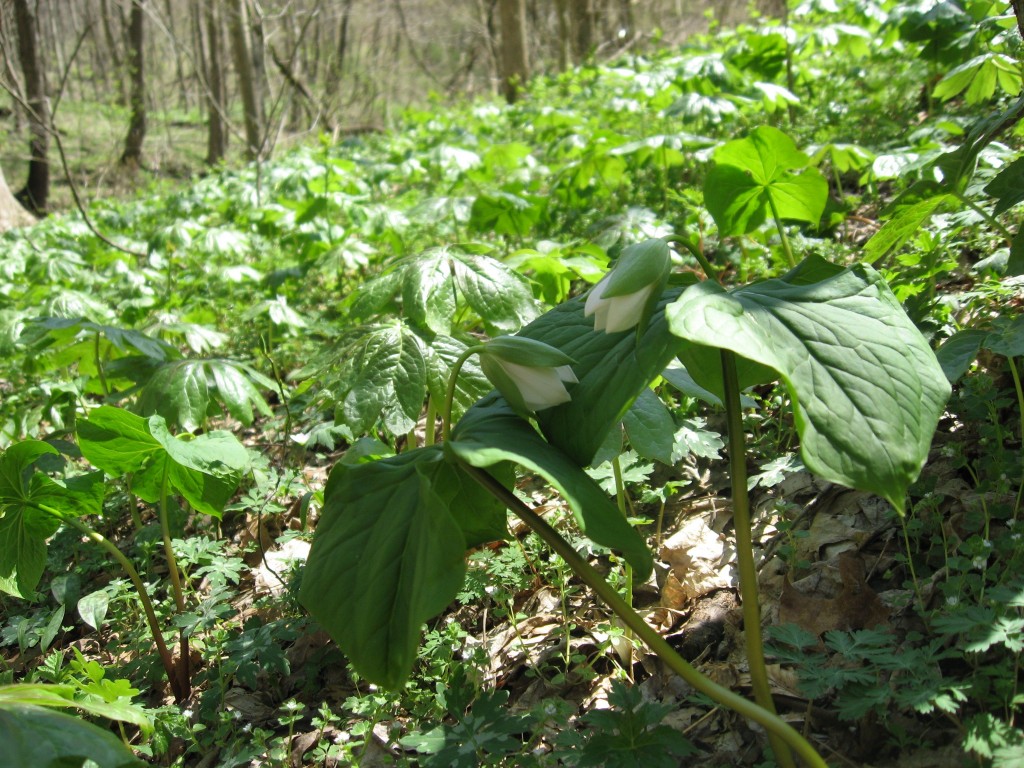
[[0, 0, 1023, 766]]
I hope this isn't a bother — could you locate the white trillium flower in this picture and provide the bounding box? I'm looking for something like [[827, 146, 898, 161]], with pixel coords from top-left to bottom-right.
[[585, 274, 658, 333], [584, 238, 671, 334], [478, 335, 578, 415], [489, 358, 577, 411]]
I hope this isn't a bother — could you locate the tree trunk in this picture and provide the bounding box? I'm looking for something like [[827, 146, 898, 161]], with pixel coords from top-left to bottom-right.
[[99, 0, 127, 105], [498, 0, 528, 104], [120, 0, 146, 168], [555, 0, 570, 71], [0, 162, 37, 231], [570, 0, 595, 63], [202, 0, 228, 165], [12, 0, 49, 214], [229, 0, 264, 159]]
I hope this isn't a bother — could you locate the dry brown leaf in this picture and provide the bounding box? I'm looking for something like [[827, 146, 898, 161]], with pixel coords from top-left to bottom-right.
[[778, 553, 889, 636]]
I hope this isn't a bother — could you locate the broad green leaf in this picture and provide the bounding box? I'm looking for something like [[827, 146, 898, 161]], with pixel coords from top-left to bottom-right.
[[704, 126, 828, 236], [521, 292, 686, 467], [469, 191, 544, 238], [449, 395, 653, 579], [403, 249, 458, 334], [450, 250, 539, 334], [299, 447, 467, 689], [147, 418, 248, 518], [0, 703, 143, 768], [1010, 230, 1024, 277], [666, 261, 950, 509], [424, 334, 492, 423], [0, 507, 55, 598], [987, 316, 1024, 359], [78, 407, 246, 519], [77, 407, 161, 477], [622, 389, 676, 465], [0, 442, 99, 598]]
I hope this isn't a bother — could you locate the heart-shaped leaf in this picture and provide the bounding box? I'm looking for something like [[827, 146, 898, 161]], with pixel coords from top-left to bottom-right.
[[666, 261, 950, 509]]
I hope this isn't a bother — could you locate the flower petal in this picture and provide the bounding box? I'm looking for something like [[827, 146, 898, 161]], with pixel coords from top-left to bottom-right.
[[498, 360, 573, 411]]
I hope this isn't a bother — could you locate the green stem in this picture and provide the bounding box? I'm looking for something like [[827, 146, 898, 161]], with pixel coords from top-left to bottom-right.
[[462, 463, 827, 767], [953, 191, 1014, 244], [424, 398, 437, 447], [721, 349, 796, 768], [93, 333, 109, 398], [158, 468, 191, 698], [58, 513, 183, 701], [1007, 357, 1024, 519], [767, 195, 797, 269], [667, 234, 719, 284], [611, 454, 635, 663], [441, 346, 485, 441]]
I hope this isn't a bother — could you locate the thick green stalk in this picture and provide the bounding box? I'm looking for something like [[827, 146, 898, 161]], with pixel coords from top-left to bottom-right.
[[721, 349, 796, 768], [462, 462, 827, 767], [441, 346, 485, 441], [57, 513, 183, 702]]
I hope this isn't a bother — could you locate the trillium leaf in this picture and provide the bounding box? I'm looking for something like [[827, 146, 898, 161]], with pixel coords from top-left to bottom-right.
[[521, 292, 686, 467], [449, 395, 654, 579], [622, 388, 676, 466], [0, 702, 143, 768], [666, 260, 950, 509], [704, 126, 828, 236], [299, 447, 468, 689]]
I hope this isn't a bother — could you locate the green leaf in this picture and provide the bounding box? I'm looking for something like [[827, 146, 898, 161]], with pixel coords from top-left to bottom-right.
[[521, 291, 685, 467], [864, 194, 952, 263], [985, 156, 1024, 216], [299, 447, 467, 689], [666, 261, 950, 510], [936, 330, 987, 382], [332, 321, 428, 436], [0, 703, 143, 768], [78, 407, 246, 519], [0, 442, 99, 599], [138, 359, 272, 433], [622, 389, 676, 465], [1010, 230, 1024, 277], [78, 590, 110, 631], [449, 395, 653, 579], [704, 126, 828, 236]]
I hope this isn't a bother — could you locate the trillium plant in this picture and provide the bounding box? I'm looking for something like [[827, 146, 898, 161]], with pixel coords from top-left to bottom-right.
[[301, 234, 949, 767]]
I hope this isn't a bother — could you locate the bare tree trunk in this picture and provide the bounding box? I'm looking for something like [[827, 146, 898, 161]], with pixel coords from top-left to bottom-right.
[[120, 0, 146, 167], [570, 0, 595, 62], [12, 0, 49, 214], [498, 0, 529, 103], [99, 0, 127, 105], [229, 0, 265, 159], [202, 0, 228, 164], [555, 0, 570, 71]]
